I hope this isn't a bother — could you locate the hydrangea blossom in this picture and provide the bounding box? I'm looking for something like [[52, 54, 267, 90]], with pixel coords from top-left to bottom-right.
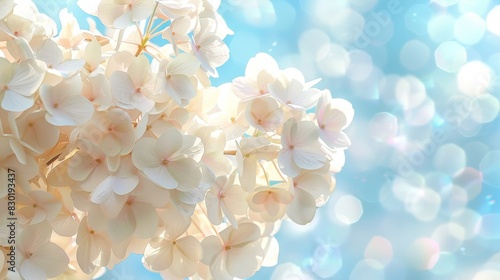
[[0, 1, 353, 279]]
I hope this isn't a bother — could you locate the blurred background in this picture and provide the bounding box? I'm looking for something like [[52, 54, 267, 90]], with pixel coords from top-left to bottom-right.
[[33, 0, 500, 279]]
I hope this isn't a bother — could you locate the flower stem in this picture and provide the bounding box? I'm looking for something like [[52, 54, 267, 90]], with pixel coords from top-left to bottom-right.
[[272, 159, 287, 182], [135, 2, 158, 57]]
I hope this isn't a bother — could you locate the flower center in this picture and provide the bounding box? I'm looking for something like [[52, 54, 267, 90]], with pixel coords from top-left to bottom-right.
[[289, 145, 295, 150], [89, 229, 95, 234], [14, 31, 19, 36], [2, 85, 8, 90], [224, 245, 231, 251], [172, 240, 177, 245], [162, 159, 169, 165], [32, 203, 37, 208], [53, 103, 59, 109], [135, 87, 141, 93]]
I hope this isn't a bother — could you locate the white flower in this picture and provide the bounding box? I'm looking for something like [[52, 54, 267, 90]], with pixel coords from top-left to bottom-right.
[[40, 75, 94, 126], [247, 184, 293, 222], [18, 222, 69, 280], [192, 18, 229, 77], [201, 222, 264, 279], [132, 128, 204, 191], [245, 96, 284, 132], [269, 77, 321, 111], [144, 221, 202, 278], [316, 90, 354, 149], [278, 119, 326, 178], [205, 171, 247, 228], [98, 0, 155, 29], [232, 53, 279, 101], [0, 58, 45, 112], [156, 53, 200, 106], [110, 54, 156, 113], [287, 166, 332, 225]]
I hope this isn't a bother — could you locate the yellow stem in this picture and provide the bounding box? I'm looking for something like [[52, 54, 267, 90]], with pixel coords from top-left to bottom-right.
[[259, 160, 270, 186], [272, 159, 287, 182], [135, 3, 158, 57]]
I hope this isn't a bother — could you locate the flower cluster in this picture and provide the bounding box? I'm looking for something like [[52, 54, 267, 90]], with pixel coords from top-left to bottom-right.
[[0, 0, 353, 279]]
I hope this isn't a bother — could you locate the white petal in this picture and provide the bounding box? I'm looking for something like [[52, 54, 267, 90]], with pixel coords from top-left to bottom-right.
[[287, 188, 316, 225], [9, 59, 45, 97], [167, 158, 201, 190], [132, 137, 161, 169], [157, 128, 183, 158], [278, 149, 300, 178], [226, 245, 261, 278], [110, 71, 134, 105], [293, 147, 326, 170], [143, 165, 178, 189], [31, 242, 69, 277], [167, 53, 200, 75], [320, 130, 351, 148], [1, 89, 34, 112], [20, 258, 46, 280], [89, 176, 114, 204]]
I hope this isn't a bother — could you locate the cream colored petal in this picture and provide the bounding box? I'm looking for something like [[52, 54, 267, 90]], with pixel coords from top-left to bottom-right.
[[293, 146, 326, 171], [167, 158, 202, 190], [108, 207, 135, 243], [31, 242, 69, 277], [144, 237, 173, 270], [287, 188, 316, 225], [131, 202, 157, 238], [20, 258, 46, 280], [132, 137, 161, 169]]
